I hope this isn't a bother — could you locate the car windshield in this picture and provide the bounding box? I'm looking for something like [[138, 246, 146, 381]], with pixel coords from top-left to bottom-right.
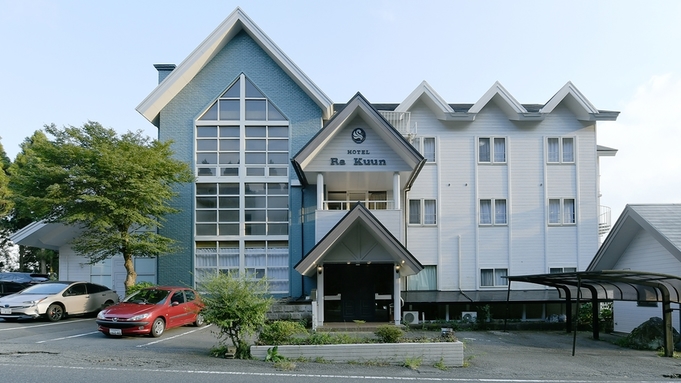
[[19, 283, 68, 295], [124, 289, 170, 305]]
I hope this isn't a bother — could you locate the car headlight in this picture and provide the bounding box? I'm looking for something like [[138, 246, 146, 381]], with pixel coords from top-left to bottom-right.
[[129, 313, 151, 321], [97, 311, 107, 319], [23, 299, 44, 306]]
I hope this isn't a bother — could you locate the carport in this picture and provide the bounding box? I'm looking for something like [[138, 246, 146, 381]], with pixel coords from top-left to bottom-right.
[[506, 270, 681, 357]]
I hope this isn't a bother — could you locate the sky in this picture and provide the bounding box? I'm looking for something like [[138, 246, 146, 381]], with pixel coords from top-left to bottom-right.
[[1, 0, 680, 226]]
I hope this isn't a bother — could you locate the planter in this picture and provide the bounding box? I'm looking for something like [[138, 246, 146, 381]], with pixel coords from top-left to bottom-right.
[[251, 341, 464, 367]]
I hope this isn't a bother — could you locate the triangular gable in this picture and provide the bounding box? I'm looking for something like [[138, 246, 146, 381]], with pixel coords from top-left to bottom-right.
[[539, 81, 601, 121], [292, 92, 425, 187], [468, 81, 529, 120], [294, 203, 423, 277], [136, 7, 333, 124], [588, 204, 681, 271], [395, 81, 457, 120]]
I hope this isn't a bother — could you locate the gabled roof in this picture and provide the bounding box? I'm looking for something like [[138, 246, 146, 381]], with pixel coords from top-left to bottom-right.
[[294, 203, 423, 277], [468, 81, 534, 121], [136, 7, 333, 123], [588, 204, 681, 271], [394, 80, 619, 122], [394, 81, 456, 120], [292, 92, 425, 188], [540, 81, 618, 121]]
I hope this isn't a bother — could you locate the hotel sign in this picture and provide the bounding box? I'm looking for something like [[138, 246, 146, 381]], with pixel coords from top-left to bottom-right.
[[329, 128, 387, 166]]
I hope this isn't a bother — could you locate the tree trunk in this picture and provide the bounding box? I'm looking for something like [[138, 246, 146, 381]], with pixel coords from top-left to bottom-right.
[[123, 252, 137, 296]]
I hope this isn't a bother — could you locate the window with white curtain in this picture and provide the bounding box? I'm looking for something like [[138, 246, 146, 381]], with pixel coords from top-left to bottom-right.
[[479, 199, 507, 225], [547, 137, 574, 163], [478, 137, 506, 164], [423, 137, 436, 162], [408, 199, 437, 225], [405, 265, 437, 290], [548, 198, 576, 225], [481, 268, 508, 287]]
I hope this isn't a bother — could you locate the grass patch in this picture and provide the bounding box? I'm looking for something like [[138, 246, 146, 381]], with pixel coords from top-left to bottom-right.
[[403, 356, 423, 370], [433, 357, 448, 371]]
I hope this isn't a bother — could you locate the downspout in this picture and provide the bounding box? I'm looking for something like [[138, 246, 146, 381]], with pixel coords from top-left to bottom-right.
[[300, 184, 305, 299], [458, 234, 473, 303]]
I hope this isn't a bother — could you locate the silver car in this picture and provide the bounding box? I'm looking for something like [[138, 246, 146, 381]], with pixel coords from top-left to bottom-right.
[[0, 281, 119, 322]]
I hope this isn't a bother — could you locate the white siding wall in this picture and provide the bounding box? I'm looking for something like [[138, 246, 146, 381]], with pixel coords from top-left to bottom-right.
[[614, 300, 681, 333], [404, 100, 601, 293], [612, 229, 681, 333], [57, 245, 91, 282]]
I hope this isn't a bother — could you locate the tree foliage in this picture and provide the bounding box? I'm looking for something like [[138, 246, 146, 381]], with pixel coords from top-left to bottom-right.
[[8, 122, 193, 291], [201, 272, 274, 359], [0, 140, 12, 218]]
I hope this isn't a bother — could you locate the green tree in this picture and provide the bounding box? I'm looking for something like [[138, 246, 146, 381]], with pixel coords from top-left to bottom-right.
[[8, 122, 193, 292], [0, 139, 12, 218], [201, 272, 274, 359]]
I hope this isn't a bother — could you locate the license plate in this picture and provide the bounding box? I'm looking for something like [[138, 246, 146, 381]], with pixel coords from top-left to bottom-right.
[[0, 308, 11, 315], [109, 328, 122, 336]]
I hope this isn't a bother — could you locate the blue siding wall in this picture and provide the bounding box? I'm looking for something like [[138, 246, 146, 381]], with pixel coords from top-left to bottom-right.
[[156, 30, 322, 290]]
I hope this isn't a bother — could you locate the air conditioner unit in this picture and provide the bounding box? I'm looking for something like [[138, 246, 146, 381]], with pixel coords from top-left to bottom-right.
[[462, 311, 478, 323], [402, 311, 419, 325]]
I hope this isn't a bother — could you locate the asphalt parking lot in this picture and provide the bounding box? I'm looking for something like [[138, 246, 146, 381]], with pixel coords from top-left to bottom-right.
[[2, 317, 681, 382]]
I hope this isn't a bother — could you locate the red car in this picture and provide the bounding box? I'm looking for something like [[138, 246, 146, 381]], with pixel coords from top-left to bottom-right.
[[96, 286, 205, 337]]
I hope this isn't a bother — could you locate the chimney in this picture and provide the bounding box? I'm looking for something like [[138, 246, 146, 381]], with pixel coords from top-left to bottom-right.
[[153, 64, 176, 84]]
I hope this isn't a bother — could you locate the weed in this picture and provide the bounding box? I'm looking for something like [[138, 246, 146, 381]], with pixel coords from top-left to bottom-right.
[[403, 356, 423, 370], [265, 346, 286, 363], [433, 357, 448, 371], [273, 360, 296, 370]]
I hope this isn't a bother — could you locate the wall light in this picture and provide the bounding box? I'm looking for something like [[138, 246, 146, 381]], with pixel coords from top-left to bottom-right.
[[395, 265, 401, 274], [317, 265, 323, 275]]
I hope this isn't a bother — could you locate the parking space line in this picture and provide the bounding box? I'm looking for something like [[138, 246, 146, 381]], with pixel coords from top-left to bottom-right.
[[136, 324, 213, 347], [0, 318, 93, 332], [35, 331, 100, 344]]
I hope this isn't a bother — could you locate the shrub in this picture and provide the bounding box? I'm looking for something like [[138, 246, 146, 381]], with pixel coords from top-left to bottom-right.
[[258, 321, 308, 345], [375, 325, 404, 343], [201, 271, 274, 359]]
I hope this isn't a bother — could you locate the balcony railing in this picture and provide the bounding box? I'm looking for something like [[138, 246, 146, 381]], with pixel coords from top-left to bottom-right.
[[379, 111, 417, 139], [322, 200, 395, 211], [599, 205, 611, 236]]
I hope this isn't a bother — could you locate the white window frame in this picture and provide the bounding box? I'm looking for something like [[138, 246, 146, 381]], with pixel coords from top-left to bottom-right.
[[546, 137, 575, 164], [408, 199, 437, 225], [480, 268, 508, 287], [414, 137, 436, 163], [548, 198, 576, 225], [549, 267, 577, 274], [479, 198, 507, 225], [478, 137, 506, 164]]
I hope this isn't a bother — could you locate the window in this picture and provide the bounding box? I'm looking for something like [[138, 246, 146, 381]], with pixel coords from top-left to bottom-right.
[[194, 74, 290, 294], [548, 198, 575, 225], [549, 267, 577, 274], [423, 137, 436, 162], [478, 137, 506, 163], [408, 199, 437, 225], [479, 199, 507, 225], [412, 137, 436, 162], [480, 268, 508, 287], [405, 266, 437, 291], [547, 137, 574, 163], [196, 75, 289, 178]]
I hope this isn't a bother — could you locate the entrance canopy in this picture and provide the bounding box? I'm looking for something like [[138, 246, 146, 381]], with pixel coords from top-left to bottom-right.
[[507, 270, 681, 303], [294, 203, 423, 277]]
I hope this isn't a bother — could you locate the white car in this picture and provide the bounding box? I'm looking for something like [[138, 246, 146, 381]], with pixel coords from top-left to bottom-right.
[[0, 281, 119, 321]]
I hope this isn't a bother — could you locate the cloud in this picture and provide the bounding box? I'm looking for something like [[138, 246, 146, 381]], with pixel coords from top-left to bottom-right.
[[599, 73, 681, 220]]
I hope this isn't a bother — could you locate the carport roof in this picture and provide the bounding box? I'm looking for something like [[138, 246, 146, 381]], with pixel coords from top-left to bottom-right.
[[507, 270, 681, 303]]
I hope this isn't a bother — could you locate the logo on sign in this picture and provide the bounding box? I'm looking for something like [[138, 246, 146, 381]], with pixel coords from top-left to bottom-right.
[[351, 128, 366, 144]]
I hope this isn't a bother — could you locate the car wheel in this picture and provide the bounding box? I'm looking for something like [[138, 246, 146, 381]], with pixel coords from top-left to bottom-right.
[[193, 313, 205, 327], [150, 318, 165, 337], [46, 303, 64, 322]]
